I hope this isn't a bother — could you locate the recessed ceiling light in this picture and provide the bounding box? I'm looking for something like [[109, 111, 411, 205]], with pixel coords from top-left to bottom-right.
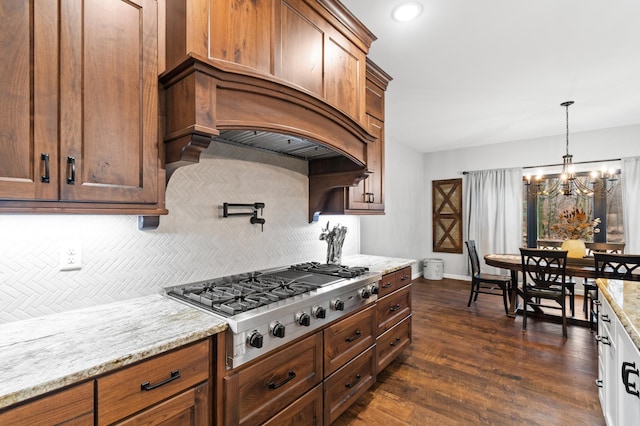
[[392, 2, 423, 22]]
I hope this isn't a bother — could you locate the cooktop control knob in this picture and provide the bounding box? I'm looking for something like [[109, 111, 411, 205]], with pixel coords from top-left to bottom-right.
[[271, 322, 286, 338], [370, 283, 379, 295], [247, 331, 264, 348], [312, 305, 326, 319], [331, 298, 345, 311], [296, 311, 311, 326], [360, 286, 372, 299]]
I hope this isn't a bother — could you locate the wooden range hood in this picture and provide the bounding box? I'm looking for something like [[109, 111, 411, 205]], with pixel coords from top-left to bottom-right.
[[159, 0, 385, 223]]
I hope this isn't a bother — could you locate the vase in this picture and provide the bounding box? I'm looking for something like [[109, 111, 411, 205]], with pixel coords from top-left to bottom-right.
[[561, 239, 587, 258]]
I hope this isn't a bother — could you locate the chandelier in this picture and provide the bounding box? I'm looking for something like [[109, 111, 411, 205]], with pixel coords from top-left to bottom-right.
[[524, 101, 618, 198]]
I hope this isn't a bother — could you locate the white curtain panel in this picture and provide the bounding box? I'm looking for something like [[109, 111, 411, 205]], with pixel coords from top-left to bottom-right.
[[464, 167, 523, 274], [622, 157, 640, 254]]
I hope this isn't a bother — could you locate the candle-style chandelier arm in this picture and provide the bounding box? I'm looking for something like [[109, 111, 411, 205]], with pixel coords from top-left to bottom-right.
[[522, 101, 620, 198]]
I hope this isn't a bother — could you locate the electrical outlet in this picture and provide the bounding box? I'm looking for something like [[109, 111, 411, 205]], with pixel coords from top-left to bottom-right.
[[59, 242, 82, 271]]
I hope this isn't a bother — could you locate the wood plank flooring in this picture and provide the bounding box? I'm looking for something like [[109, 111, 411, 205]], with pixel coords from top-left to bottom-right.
[[334, 277, 605, 425]]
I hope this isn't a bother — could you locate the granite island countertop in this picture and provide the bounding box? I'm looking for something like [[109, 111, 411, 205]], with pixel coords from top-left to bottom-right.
[[0, 294, 227, 409], [597, 278, 640, 350], [342, 254, 417, 276]]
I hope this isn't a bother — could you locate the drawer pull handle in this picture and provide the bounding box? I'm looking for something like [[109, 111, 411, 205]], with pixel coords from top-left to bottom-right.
[[41, 153, 50, 183], [268, 371, 296, 389], [141, 370, 180, 391], [66, 156, 75, 185], [345, 330, 362, 342], [382, 282, 393, 289], [622, 361, 640, 398], [595, 335, 611, 346], [389, 304, 402, 312], [390, 337, 402, 347], [601, 314, 611, 323], [401, 275, 410, 281], [345, 374, 362, 389], [595, 379, 603, 388]]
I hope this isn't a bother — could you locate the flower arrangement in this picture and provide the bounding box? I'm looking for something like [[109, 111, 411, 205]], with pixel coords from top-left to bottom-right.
[[550, 207, 601, 240]]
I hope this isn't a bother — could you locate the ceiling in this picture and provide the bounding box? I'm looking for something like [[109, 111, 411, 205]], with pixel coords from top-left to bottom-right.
[[341, 0, 640, 153]]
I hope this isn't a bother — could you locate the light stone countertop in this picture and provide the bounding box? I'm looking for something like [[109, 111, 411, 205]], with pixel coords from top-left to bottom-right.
[[342, 254, 417, 276], [597, 279, 640, 349], [0, 294, 227, 409]]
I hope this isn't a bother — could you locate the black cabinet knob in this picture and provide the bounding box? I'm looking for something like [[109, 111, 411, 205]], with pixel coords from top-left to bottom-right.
[[247, 331, 263, 348]]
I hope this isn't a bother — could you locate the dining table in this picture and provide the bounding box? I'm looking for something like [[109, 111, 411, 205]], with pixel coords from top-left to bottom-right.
[[484, 253, 599, 325]]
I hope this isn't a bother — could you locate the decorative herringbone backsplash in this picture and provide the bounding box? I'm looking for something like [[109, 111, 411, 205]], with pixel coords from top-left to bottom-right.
[[0, 142, 359, 324]]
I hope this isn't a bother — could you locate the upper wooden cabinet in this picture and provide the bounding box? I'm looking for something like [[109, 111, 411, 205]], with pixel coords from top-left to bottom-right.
[[310, 59, 391, 218], [0, 0, 166, 215]]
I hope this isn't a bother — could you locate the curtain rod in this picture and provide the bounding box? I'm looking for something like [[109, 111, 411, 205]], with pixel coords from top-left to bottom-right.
[[461, 158, 621, 175]]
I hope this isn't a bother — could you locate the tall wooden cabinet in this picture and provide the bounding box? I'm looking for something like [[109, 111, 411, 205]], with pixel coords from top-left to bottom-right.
[[0, 0, 165, 215], [312, 58, 391, 217]]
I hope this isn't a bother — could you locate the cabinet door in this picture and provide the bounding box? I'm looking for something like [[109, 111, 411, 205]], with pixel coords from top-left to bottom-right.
[[0, 381, 93, 425], [348, 115, 384, 211], [223, 332, 323, 426], [59, 0, 158, 203], [0, 0, 59, 201], [617, 323, 640, 425], [116, 383, 209, 426]]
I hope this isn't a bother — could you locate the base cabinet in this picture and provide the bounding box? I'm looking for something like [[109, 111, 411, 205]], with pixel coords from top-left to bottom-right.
[[97, 339, 211, 425], [597, 295, 640, 425], [117, 383, 209, 426], [263, 384, 323, 426], [0, 381, 93, 425], [220, 267, 413, 425], [323, 346, 376, 425]]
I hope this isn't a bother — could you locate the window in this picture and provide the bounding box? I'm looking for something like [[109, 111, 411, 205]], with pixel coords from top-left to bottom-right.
[[522, 173, 623, 247]]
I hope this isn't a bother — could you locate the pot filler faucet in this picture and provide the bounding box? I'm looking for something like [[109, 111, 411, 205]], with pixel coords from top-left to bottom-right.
[[320, 221, 347, 264]]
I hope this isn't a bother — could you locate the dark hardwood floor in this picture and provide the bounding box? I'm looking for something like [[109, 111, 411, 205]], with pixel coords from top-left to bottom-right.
[[334, 277, 605, 425]]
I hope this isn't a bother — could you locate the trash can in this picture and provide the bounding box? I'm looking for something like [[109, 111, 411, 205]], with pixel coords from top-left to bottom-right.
[[423, 258, 444, 280]]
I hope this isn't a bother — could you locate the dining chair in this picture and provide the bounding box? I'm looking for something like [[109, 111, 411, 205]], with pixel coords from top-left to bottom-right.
[[583, 243, 625, 330], [594, 252, 640, 280], [520, 248, 570, 338], [536, 240, 576, 318], [465, 240, 511, 315]]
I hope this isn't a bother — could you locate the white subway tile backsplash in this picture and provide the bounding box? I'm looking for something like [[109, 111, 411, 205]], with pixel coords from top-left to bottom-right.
[[0, 142, 359, 323]]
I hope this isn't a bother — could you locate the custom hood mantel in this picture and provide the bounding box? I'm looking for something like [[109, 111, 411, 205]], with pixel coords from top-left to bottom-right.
[[159, 0, 389, 222]]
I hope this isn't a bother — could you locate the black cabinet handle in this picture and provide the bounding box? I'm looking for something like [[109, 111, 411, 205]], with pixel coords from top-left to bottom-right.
[[595, 379, 603, 388], [268, 371, 296, 389], [390, 337, 402, 347], [601, 314, 611, 323], [66, 156, 75, 185], [382, 282, 393, 289], [622, 361, 640, 397], [40, 153, 50, 183], [389, 304, 402, 312], [400, 274, 410, 281], [595, 335, 611, 346], [345, 374, 362, 389], [345, 330, 362, 343], [141, 370, 180, 391]]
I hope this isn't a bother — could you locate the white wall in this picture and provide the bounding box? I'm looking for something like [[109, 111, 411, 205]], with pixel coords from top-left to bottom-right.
[[0, 142, 360, 324], [360, 138, 427, 276]]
